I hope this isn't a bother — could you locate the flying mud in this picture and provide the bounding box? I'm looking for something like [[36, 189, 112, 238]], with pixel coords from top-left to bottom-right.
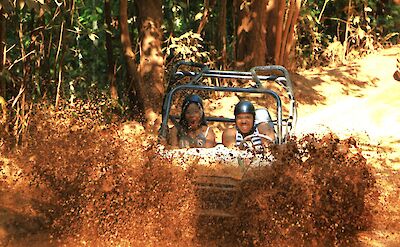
[[0, 115, 377, 246]]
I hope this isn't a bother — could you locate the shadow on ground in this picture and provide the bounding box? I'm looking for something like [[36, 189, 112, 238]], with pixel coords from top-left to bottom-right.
[[292, 62, 379, 106]]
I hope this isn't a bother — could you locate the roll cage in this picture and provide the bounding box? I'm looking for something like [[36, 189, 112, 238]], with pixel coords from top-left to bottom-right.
[[159, 61, 297, 145]]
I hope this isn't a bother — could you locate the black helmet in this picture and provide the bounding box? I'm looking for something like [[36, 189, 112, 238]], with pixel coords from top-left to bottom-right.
[[234, 101, 255, 116], [182, 94, 203, 109]]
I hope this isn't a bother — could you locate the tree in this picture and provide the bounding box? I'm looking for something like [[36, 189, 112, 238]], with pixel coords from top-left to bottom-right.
[[0, 0, 398, 136], [120, 0, 144, 115], [197, 0, 215, 34], [136, 0, 165, 126], [277, 0, 301, 67], [236, 0, 301, 69], [119, 0, 165, 126], [105, 0, 117, 100], [0, 8, 6, 98], [236, 0, 268, 69], [218, 0, 227, 68]]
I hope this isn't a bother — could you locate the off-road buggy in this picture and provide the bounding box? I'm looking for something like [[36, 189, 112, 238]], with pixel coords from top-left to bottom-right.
[[158, 61, 297, 217]]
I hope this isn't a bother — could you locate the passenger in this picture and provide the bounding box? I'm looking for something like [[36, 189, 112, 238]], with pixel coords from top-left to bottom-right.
[[168, 94, 216, 148], [222, 101, 275, 151]]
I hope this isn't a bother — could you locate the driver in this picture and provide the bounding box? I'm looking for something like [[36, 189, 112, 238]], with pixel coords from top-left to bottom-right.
[[168, 94, 216, 148], [222, 101, 275, 151]]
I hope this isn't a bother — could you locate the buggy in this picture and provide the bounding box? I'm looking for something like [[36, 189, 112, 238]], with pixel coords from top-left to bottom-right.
[[158, 61, 297, 217]]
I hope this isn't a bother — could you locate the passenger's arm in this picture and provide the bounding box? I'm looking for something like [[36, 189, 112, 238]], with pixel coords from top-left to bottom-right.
[[222, 128, 236, 148], [168, 126, 179, 148], [205, 127, 216, 148]]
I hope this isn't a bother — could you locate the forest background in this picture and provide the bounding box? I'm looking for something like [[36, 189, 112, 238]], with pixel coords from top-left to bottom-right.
[[0, 0, 399, 144]]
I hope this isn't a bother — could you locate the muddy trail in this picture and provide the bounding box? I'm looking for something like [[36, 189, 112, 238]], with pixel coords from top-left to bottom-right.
[[1, 47, 399, 246]]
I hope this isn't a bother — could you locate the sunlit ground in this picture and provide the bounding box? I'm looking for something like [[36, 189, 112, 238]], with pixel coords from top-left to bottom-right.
[[296, 47, 400, 142]]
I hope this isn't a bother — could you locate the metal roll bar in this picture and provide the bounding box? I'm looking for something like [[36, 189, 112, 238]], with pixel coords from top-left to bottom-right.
[[160, 61, 297, 144], [160, 84, 283, 144]]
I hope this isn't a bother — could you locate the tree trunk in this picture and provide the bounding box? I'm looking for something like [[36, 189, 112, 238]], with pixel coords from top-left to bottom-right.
[[266, 0, 301, 68], [231, 0, 237, 67], [279, 0, 294, 65], [282, 0, 301, 68], [0, 9, 6, 135], [136, 0, 165, 126], [273, 0, 285, 64], [251, 0, 268, 67], [218, 0, 227, 69], [197, 0, 216, 35], [197, 0, 210, 34], [236, 2, 251, 68], [120, 0, 144, 116], [105, 0, 117, 100], [0, 9, 6, 98], [27, 10, 35, 97], [266, 0, 277, 62], [343, 0, 352, 63], [54, 21, 64, 109], [236, 0, 268, 69], [37, 14, 51, 94], [18, 22, 27, 108], [55, 2, 74, 108]]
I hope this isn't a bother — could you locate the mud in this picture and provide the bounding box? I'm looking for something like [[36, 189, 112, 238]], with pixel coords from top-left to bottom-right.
[[0, 111, 379, 247]]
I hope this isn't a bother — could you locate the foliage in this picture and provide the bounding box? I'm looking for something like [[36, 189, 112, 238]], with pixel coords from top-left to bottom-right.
[[297, 0, 400, 68], [163, 0, 204, 36], [164, 31, 211, 66]]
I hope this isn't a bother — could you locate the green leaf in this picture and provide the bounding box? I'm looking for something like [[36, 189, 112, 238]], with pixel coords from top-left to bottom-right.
[[96, 7, 103, 14]]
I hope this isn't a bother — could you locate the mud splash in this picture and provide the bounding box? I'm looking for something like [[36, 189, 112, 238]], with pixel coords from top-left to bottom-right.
[[0, 115, 377, 246], [237, 135, 376, 246]]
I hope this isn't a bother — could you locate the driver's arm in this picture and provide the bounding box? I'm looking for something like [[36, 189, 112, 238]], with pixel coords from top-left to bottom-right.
[[257, 123, 276, 145]]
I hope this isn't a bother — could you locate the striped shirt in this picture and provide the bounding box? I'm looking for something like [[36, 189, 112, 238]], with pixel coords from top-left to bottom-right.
[[235, 127, 263, 152]]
